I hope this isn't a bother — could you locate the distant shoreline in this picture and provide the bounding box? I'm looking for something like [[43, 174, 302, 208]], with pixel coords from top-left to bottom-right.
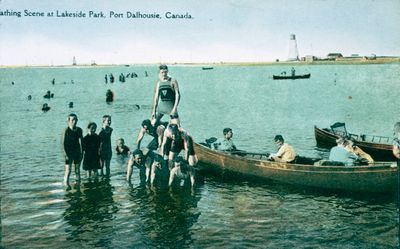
[[1, 57, 399, 68]]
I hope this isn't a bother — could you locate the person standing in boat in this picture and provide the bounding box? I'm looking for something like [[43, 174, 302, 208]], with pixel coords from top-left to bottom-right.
[[393, 122, 400, 166], [291, 67, 296, 77], [214, 128, 237, 151], [150, 64, 180, 125], [268, 135, 296, 163]]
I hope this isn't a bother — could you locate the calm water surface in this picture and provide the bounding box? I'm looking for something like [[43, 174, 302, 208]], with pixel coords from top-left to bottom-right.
[[1, 64, 399, 248]]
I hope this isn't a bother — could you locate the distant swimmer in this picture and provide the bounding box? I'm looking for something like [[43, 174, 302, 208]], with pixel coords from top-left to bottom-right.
[[145, 71, 148, 77], [44, 90, 51, 99], [135, 104, 140, 110], [42, 103, 51, 112], [110, 74, 115, 83], [28, 95, 32, 100], [11, 81, 15, 85], [51, 78, 55, 85], [69, 102, 74, 108], [106, 89, 114, 102], [105, 74, 108, 84]]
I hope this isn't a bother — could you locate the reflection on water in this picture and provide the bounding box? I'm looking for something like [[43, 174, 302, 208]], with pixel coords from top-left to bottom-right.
[[127, 185, 202, 248], [63, 179, 118, 247]]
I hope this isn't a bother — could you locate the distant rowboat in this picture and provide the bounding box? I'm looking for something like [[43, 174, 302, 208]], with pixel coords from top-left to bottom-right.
[[273, 73, 311, 80], [202, 67, 214, 70]]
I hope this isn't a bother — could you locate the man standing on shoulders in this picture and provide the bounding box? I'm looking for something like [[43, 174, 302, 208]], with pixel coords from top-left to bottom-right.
[[268, 135, 296, 163], [151, 64, 180, 125]]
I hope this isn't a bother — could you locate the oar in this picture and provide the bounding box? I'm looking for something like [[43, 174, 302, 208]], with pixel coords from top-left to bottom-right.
[[229, 150, 270, 158]]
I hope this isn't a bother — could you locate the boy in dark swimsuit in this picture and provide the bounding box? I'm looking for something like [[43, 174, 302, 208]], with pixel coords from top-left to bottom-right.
[[99, 115, 113, 176], [62, 113, 83, 188]]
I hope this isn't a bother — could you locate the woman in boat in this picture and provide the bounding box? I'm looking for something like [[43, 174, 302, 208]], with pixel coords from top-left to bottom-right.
[[344, 139, 374, 165], [393, 122, 400, 166], [150, 64, 180, 125], [268, 135, 297, 163]]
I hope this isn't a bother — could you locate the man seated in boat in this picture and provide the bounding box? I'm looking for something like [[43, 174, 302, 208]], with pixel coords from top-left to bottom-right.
[[168, 156, 195, 187], [328, 137, 359, 166], [344, 139, 374, 165], [213, 128, 237, 151], [268, 135, 297, 163]]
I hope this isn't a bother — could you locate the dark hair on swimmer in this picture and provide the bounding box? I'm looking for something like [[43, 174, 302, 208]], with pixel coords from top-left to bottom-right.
[[173, 156, 184, 164], [274, 135, 284, 142], [159, 64, 168, 70], [131, 149, 143, 157], [169, 124, 179, 134], [223, 128, 232, 135], [141, 119, 152, 128], [87, 122, 97, 129]]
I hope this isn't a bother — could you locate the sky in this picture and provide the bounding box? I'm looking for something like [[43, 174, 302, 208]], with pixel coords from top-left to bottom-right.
[[0, 0, 399, 66]]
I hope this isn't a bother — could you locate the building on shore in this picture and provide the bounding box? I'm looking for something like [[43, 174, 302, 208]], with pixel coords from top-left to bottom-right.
[[326, 53, 343, 60]]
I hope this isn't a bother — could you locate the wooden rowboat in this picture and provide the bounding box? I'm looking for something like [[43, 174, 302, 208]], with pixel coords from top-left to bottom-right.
[[194, 143, 398, 193], [272, 73, 310, 80], [314, 126, 395, 161]]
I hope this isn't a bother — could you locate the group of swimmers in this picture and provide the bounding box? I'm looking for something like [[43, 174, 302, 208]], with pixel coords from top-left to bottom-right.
[[62, 114, 113, 187], [104, 71, 147, 84], [61, 64, 198, 189]]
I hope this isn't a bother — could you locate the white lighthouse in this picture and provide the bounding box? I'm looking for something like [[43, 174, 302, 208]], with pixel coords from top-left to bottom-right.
[[287, 34, 299, 61]]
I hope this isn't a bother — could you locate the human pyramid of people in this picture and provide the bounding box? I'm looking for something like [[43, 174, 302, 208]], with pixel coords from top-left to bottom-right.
[[62, 64, 197, 189]]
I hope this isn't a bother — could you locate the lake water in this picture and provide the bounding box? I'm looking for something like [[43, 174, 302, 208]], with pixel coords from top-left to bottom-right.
[[1, 63, 399, 248]]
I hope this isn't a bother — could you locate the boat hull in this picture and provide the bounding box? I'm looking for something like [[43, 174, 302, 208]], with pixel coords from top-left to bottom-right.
[[273, 73, 310, 80], [314, 126, 395, 161], [194, 143, 398, 193]]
